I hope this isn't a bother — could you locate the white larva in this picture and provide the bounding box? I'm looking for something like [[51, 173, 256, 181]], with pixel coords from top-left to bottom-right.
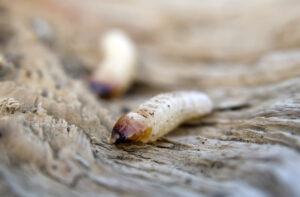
[[90, 29, 137, 98], [110, 91, 213, 144]]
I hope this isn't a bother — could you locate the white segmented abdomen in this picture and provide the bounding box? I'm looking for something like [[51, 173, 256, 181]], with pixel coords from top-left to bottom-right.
[[110, 91, 213, 144], [140, 92, 213, 142], [90, 30, 137, 98]]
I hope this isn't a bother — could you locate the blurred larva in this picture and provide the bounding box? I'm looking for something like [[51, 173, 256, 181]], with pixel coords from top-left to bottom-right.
[[90, 30, 137, 98], [110, 91, 213, 144]]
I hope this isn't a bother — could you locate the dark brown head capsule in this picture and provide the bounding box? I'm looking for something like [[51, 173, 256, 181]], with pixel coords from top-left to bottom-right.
[[110, 113, 152, 144], [89, 80, 121, 99]]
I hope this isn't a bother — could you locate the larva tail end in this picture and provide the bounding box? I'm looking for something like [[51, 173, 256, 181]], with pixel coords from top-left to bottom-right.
[[110, 113, 152, 144], [89, 81, 120, 99]]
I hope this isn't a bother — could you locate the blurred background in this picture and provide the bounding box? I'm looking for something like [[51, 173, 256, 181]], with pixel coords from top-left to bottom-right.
[[2, 0, 300, 93], [0, 0, 300, 196]]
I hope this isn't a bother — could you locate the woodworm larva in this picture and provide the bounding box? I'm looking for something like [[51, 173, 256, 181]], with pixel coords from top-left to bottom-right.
[[90, 30, 137, 98], [110, 91, 213, 144]]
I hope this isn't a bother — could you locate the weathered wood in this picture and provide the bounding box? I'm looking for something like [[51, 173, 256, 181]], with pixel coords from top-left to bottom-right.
[[0, 0, 299, 197]]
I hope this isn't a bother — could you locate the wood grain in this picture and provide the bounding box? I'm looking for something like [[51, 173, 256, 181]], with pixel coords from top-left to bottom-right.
[[0, 0, 299, 196]]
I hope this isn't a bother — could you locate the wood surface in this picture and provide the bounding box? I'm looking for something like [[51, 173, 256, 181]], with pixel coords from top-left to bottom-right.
[[0, 0, 299, 196]]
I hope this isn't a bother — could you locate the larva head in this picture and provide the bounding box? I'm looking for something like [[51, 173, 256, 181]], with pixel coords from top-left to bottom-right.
[[110, 112, 152, 144], [89, 80, 121, 99]]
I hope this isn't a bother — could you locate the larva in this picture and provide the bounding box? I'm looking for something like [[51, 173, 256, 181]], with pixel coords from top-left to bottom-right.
[[90, 30, 137, 98], [110, 91, 213, 144]]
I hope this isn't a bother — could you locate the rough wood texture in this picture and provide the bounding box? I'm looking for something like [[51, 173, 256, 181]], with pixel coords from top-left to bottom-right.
[[0, 0, 300, 197]]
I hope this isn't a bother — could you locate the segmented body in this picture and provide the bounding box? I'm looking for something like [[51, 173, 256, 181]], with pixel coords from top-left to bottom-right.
[[111, 91, 213, 144]]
